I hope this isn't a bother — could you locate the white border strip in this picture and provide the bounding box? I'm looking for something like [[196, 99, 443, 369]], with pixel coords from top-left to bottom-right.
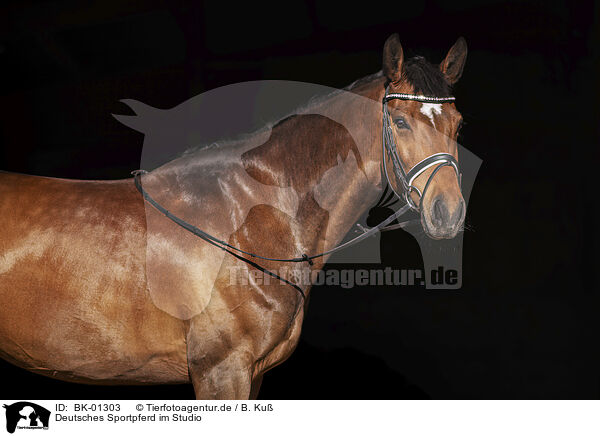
[[1, 400, 599, 436]]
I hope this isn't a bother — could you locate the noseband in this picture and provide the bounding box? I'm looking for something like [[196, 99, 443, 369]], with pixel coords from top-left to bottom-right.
[[382, 88, 461, 211]]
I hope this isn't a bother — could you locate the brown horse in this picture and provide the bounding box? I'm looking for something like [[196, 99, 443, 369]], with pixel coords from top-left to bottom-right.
[[0, 35, 467, 399]]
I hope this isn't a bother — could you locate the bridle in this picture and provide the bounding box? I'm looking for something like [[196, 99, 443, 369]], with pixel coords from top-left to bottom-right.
[[132, 86, 463, 299], [382, 87, 461, 211]]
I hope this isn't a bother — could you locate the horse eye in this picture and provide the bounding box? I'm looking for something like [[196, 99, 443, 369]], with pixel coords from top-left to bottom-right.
[[394, 117, 410, 130]]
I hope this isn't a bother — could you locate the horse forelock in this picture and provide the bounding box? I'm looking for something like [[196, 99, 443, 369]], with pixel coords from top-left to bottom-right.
[[401, 56, 451, 97]]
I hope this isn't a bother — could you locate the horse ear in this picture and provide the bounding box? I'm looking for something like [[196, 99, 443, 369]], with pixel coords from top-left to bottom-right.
[[440, 37, 467, 85], [382, 34, 404, 83]]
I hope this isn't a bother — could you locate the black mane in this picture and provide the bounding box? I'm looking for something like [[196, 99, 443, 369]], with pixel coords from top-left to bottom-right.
[[402, 56, 451, 97]]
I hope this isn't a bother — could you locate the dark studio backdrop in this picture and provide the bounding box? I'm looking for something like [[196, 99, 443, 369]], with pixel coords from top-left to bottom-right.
[[0, 1, 597, 399]]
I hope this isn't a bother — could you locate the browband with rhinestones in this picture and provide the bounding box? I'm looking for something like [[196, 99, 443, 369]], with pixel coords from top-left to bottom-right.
[[383, 93, 455, 103]]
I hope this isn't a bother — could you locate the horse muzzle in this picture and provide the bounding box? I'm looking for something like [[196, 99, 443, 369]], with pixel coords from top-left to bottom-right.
[[421, 194, 465, 239]]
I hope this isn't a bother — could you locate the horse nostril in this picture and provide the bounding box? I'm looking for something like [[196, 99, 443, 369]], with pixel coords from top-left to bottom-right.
[[431, 197, 449, 227]]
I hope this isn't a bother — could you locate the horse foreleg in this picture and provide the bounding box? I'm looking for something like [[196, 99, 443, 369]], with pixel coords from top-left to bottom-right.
[[249, 374, 263, 400], [188, 353, 254, 400]]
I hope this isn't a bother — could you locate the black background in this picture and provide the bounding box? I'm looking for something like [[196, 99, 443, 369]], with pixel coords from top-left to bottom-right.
[[0, 1, 597, 399]]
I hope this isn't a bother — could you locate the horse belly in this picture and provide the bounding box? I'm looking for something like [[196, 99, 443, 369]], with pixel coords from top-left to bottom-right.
[[0, 242, 189, 385]]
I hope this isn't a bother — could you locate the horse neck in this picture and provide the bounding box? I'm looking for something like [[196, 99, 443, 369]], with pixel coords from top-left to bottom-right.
[[322, 77, 388, 234], [150, 76, 387, 258], [238, 77, 387, 255]]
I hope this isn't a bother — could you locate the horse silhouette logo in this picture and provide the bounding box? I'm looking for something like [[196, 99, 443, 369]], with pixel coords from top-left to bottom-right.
[[2, 402, 50, 433]]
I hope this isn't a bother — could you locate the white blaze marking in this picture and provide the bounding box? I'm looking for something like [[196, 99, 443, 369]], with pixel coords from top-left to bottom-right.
[[420, 103, 442, 127]]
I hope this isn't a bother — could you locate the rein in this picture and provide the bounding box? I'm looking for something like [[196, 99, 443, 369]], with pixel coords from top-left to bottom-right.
[[132, 87, 461, 299]]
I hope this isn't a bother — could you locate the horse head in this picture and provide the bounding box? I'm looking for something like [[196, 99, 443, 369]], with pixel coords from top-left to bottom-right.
[[382, 34, 468, 239]]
